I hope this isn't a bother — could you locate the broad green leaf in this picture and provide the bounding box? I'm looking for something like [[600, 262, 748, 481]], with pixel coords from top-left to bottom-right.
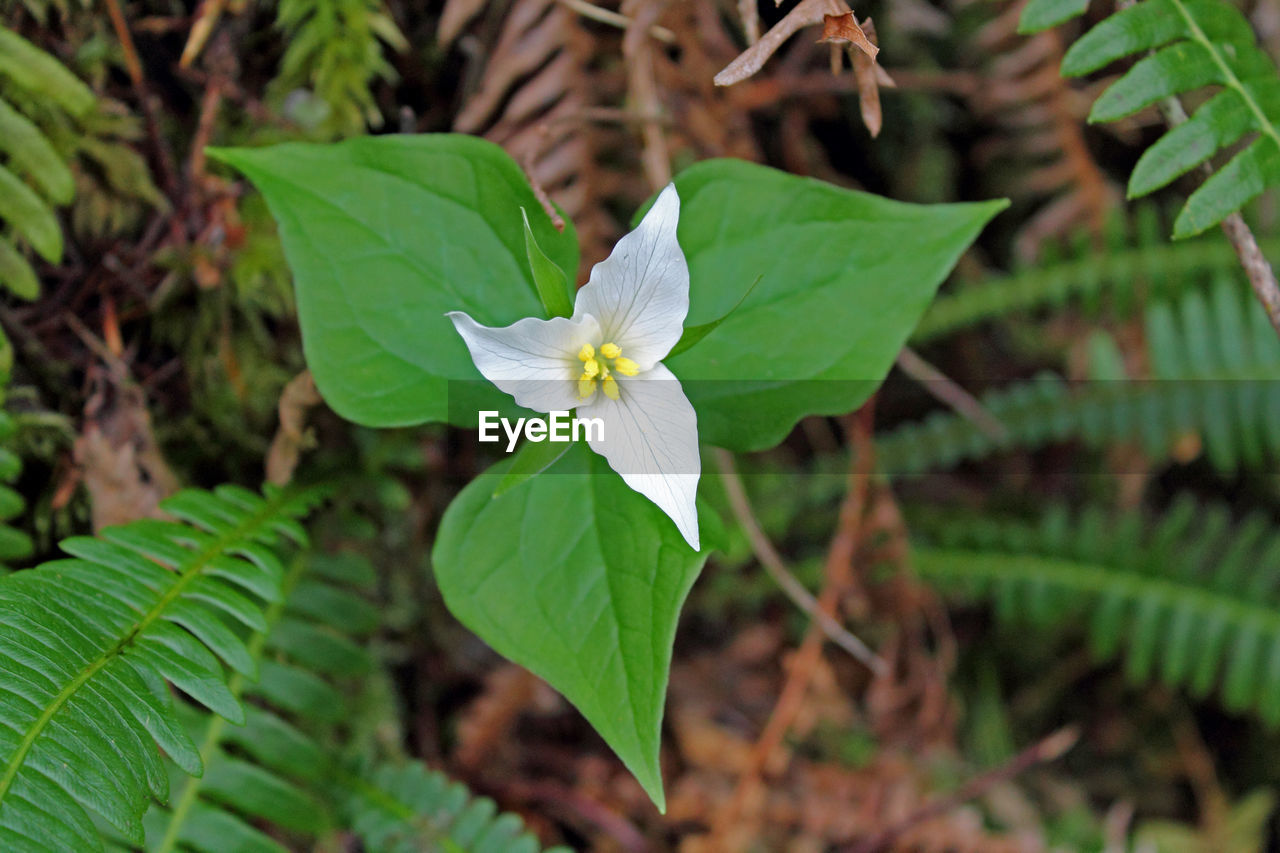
[[1017, 0, 1090, 34], [432, 443, 718, 811], [522, 207, 573, 318], [663, 160, 1006, 450], [218, 136, 1002, 451], [666, 274, 762, 359], [492, 437, 573, 496], [207, 136, 578, 427]]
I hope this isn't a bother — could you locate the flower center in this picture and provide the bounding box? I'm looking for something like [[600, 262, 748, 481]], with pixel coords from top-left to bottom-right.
[[577, 342, 639, 400]]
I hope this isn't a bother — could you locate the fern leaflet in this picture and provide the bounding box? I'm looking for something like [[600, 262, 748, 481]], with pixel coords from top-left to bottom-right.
[[913, 497, 1280, 723], [0, 484, 323, 852], [881, 278, 1280, 475], [1019, 0, 1280, 238], [346, 762, 573, 853]]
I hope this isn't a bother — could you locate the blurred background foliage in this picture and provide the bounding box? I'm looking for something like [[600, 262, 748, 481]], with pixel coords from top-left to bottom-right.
[[5, 0, 1280, 848]]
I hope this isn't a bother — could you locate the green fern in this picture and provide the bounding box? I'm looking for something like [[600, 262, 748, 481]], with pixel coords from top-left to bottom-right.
[[0, 484, 323, 852], [272, 0, 408, 137], [881, 278, 1280, 475], [0, 377, 33, 576], [912, 496, 1280, 723], [0, 26, 93, 300], [346, 762, 573, 853], [912, 208, 1280, 343], [1018, 0, 1280, 238], [119, 551, 379, 853]]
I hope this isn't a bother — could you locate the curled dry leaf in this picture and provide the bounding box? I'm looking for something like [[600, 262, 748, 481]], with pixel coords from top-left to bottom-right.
[[848, 16, 887, 137], [817, 12, 877, 60], [714, 0, 847, 87], [265, 369, 322, 486]]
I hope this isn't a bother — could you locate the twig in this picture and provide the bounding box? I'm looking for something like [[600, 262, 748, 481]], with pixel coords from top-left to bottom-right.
[[846, 725, 1080, 853], [713, 447, 887, 673], [102, 0, 180, 199], [713, 407, 879, 846], [623, 0, 672, 189], [556, 0, 675, 43], [895, 347, 1008, 442]]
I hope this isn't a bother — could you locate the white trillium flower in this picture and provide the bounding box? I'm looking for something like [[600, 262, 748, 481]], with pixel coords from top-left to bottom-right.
[[447, 184, 701, 550]]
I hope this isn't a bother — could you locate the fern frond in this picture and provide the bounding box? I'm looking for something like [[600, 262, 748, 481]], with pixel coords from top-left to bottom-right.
[[0, 382, 33, 576], [882, 278, 1280, 475], [346, 762, 573, 853], [912, 497, 1280, 723], [0, 484, 322, 852], [134, 551, 377, 853], [912, 209, 1280, 343], [1019, 0, 1280, 238]]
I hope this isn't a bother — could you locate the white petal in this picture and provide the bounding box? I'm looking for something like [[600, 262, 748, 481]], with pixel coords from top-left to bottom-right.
[[572, 184, 688, 371], [447, 311, 600, 413], [578, 363, 700, 550]]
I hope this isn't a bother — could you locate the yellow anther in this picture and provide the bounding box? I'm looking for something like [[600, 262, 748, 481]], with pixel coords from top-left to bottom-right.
[[578, 375, 597, 399], [600, 342, 622, 360], [581, 358, 600, 379], [613, 357, 639, 376], [578, 343, 595, 361], [602, 375, 620, 400]]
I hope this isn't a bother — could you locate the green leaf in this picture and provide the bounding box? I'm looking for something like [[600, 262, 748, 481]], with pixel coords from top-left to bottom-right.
[[492, 437, 573, 497], [432, 443, 717, 810], [664, 160, 1006, 450], [1017, 0, 1090, 34], [0, 164, 62, 262], [522, 207, 573, 318], [0, 29, 96, 116], [207, 136, 578, 427], [666, 274, 762, 359], [217, 137, 1001, 451], [0, 98, 74, 204], [0, 238, 38, 301]]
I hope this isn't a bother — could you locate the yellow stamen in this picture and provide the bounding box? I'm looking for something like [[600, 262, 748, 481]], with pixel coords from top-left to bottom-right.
[[613, 357, 639, 376], [578, 375, 597, 398], [578, 343, 595, 361], [602, 375, 620, 400], [581, 358, 600, 379], [600, 342, 621, 360]]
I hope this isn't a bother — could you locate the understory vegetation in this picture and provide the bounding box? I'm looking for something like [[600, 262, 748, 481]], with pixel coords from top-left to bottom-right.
[[5, 0, 1280, 850]]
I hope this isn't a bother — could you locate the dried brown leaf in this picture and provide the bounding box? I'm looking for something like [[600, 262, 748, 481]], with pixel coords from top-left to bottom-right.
[[265, 370, 322, 487], [438, 0, 489, 46], [817, 12, 878, 60], [74, 367, 179, 531], [713, 0, 845, 86], [848, 16, 882, 136]]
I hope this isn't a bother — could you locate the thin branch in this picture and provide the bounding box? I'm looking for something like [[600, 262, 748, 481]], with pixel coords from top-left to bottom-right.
[[895, 347, 1008, 442], [713, 448, 887, 674], [103, 0, 179, 198], [846, 726, 1080, 853]]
